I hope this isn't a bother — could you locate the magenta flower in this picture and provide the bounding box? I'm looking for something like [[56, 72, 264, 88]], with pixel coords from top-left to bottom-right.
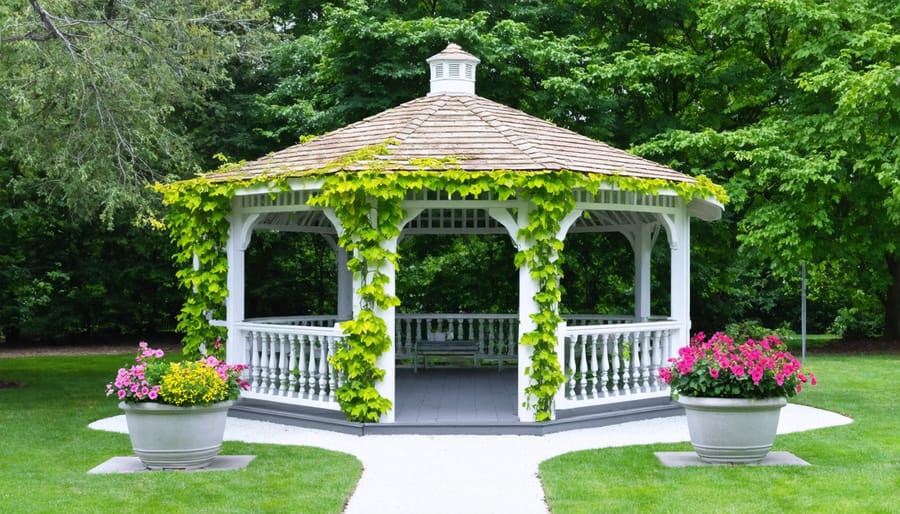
[[659, 331, 817, 399]]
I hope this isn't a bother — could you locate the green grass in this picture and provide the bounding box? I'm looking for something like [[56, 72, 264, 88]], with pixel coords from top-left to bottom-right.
[[539, 353, 900, 513], [0, 353, 362, 514]]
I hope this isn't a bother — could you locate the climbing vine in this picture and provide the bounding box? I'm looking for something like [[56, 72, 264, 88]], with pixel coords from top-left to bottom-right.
[[154, 145, 727, 421], [307, 170, 406, 422], [154, 173, 234, 359]]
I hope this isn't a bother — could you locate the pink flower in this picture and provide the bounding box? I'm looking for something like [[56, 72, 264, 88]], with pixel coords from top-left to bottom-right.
[[730, 364, 745, 377], [811, 374, 817, 386], [118, 389, 126, 399], [659, 368, 672, 383], [751, 367, 764, 385], [709, 367, 719, 379]]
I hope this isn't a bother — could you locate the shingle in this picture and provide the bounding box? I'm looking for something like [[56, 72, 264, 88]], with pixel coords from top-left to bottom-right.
[[206, 94, 693, 184]]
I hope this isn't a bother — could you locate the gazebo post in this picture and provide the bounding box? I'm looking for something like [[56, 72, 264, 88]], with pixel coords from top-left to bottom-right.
[[335, 246, 354, 322], [668, 206, 691, 352], [515, 206, 539, 422], [374, 237, 399, 423], [225, 212, 255, 364], [633, 224, 654, 322]]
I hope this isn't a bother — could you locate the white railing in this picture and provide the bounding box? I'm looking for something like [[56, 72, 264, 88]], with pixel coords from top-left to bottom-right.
[[235, 322, 345, 410], [395, 313, 519, 362], [245, 315, 340, 327], [557, 321, 680, 408]]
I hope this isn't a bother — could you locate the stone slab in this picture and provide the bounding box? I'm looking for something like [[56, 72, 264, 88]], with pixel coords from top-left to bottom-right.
[[88, 455, 255, 474], [655, 451, 810, 467]]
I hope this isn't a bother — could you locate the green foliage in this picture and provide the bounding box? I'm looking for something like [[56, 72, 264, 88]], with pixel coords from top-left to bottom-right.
[[154, 175, 235, 358], [829, 306, 884, 340], [399, 235, 517, 313], [245, 232, 337, 318], [0, 0, 271, 222], [724, 320, 784, 343], [0, 155, 181, 341]]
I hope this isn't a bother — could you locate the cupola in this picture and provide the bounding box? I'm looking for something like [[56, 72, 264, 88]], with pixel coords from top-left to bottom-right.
[[426, 43, 480, 96]]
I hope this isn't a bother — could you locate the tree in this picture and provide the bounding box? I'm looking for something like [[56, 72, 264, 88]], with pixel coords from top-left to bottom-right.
[[635, 0, 900, 338], [0, 0, 270, 221]]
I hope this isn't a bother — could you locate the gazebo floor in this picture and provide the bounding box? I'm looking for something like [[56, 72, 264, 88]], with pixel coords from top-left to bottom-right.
[[229, 368, 683, 436]]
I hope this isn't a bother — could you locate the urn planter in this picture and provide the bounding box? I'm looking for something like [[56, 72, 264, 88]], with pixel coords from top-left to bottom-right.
[[120, 400, 233, 470], [677, 396, 787, 464]]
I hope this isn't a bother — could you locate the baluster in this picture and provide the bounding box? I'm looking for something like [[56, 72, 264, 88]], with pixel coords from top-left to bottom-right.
[[577, 335, 588, 398], [477, 318, 485, 355], [589, 334, 599, 398], [297, 333, 308, 398], [648, 330, 660, 392], [318, 335, 328, 401], [630, 332, 641, 393], [621, 332, 633, 394], [307, 336, 318, 396], [599, 333, 610, 397], [610, 333, 620, 396], [637, 331, 649, 393], [241, 331, 252, 390], [288, 334, 299, 397], [251, 331, 262, 393], [278, 333, 289, 396], [403, 318, 411, 355], [659, 330, 672, 392], [258, 332, 270, 394], [327, 337, 337, 402], [566, 336, 576, 399], [267, 333, 279, 395], [256, 332, 268, 394]]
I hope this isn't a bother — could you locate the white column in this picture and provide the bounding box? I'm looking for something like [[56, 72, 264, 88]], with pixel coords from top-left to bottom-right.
[[634, 224, 653, 322], [515, 207, 539, 422], [335, 246, 354, 321], [225, 214, 248, 364], [669, 205, 691, 354], [374, 236, 398, 423]]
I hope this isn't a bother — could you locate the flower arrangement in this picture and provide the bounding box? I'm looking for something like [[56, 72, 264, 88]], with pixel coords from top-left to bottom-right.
[[659, 332, 816, 399], [106, 341, 249, 406]]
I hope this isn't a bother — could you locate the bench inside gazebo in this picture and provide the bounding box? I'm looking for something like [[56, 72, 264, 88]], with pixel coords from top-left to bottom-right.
[[188, 43, 723, 435]]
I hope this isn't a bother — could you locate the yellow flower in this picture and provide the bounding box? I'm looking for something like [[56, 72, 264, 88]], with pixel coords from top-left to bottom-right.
[[159, 362, 229, 406]]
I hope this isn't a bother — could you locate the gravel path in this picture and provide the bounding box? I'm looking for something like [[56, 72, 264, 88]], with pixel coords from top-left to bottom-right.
[[89, 404, 852, 514]]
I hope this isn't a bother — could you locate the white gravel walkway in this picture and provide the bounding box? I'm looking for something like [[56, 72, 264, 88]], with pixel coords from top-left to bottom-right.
[[89, 404, 851, 514]]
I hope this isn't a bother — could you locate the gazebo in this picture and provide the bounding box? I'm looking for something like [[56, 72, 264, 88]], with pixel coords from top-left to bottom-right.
[[195, 44, 723, 434]]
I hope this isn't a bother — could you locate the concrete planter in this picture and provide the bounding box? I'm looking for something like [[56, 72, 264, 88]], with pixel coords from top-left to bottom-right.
[[120, 400, 233, 470], [677, 396, 787, 464]]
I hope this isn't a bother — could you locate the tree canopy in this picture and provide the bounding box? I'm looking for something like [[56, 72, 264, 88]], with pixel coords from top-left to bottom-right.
[[2, 0, 898, 343]]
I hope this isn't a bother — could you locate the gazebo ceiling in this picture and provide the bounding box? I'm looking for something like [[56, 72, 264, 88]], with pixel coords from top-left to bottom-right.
[[208, 44, 698, 185]]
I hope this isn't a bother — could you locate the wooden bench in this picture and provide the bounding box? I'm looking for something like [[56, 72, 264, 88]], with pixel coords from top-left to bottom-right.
[[413, 340, 479, 372]]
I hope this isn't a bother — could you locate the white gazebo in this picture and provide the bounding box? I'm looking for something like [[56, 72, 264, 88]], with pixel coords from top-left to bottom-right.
[[207, 44, 723, 432]]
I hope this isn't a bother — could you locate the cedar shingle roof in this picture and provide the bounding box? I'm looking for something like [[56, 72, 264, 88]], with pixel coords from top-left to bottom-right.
[[207, 93, 694, 183]]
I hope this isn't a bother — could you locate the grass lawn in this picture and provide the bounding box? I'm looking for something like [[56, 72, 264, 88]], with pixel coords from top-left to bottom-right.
[[540, 352, 900, 513], [0, 352, 362, 514]]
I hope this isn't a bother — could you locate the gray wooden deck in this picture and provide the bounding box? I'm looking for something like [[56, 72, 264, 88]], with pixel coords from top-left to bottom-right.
[[395, 368, 518, 423], [230, 368, 682, 435]]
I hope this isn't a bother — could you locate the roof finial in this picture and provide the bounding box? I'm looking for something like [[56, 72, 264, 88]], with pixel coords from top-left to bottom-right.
[[426, 43, 480, 96]]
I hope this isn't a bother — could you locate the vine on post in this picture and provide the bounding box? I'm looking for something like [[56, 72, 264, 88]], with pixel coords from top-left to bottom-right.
[[308, 169, 406, 422], [155, 175, 235, 359]]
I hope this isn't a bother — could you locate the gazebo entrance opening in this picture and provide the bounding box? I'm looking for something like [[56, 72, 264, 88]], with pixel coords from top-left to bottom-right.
[[231, 198, 684, 425]]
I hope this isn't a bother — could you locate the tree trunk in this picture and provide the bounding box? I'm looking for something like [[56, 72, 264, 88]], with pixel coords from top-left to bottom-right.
[[884, 255, 900, 340]]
